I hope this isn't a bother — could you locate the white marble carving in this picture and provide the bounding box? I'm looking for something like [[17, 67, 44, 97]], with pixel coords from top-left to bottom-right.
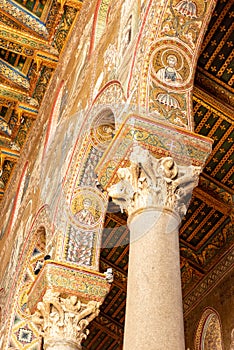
[[104, 268, 114, 283], [107, 145, 201, 217], [31, 289, 100, 349]]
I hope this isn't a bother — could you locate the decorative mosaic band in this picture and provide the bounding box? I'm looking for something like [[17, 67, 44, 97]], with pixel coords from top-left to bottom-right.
[[27, 261, 111, 313], [0, 0, 48, 38], [96, 114, 213, 188], [18, 104, 38, 116], [36, 52, 59, 66], [0, 146, 20, 159]]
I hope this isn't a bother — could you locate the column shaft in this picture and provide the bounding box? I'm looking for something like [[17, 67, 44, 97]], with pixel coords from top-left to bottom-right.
[[124, 209, 185, 350]]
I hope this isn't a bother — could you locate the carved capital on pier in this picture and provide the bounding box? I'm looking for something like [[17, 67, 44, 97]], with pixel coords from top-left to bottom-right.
[[31, 289, 100, 349], [28, 261, 111, 349]]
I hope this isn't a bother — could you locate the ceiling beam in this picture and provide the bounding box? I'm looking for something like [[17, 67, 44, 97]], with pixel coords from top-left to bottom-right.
[[0, 58, 30, 89], [0, 24, 58, 56], [0, 83, 38, 107], [194, 184, 233, 216], [58, 0, 83, 10], [0, 0, 49, 39]]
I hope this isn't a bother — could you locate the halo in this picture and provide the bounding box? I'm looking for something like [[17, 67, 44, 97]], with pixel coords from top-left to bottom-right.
[[68, 187, 106, 229], [161, 50, 184, 71]]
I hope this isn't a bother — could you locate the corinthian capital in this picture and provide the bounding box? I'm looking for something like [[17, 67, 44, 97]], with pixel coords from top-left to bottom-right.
[[107, 146, 201, 218], [31, 289, 100, 350]]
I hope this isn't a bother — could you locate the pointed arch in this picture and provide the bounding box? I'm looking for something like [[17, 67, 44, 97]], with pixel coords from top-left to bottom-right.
[[0, 160, 29, 240], [89, 0, 112, 55], [195, 308, 224, 350], [43, 80, 65, 157]]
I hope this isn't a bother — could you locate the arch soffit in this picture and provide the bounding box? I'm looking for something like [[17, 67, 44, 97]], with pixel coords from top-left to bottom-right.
[[89, 0, 112, 55], [4, 210, 50, 349], [59, 82, 125, 237], [15, 205, 52, 271], [125, 0, 217, 123]]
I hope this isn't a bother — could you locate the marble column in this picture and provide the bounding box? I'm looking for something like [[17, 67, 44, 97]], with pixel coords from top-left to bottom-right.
[[125, 210, 184, 350], [107, 145, 202, 350]]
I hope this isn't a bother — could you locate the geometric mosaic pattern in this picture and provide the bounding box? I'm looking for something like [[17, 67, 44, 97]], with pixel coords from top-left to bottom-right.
[[66, 225, 94, 266], [17, 326, 33, 344], [9, 230, 45, 349]]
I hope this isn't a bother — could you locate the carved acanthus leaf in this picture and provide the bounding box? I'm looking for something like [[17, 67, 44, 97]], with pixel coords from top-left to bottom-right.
[[108, 146, 202, 217], [31, 289, 100, 348]]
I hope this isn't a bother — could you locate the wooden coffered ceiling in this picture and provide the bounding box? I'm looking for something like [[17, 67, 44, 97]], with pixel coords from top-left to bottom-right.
[[0, 0, 233, 349]]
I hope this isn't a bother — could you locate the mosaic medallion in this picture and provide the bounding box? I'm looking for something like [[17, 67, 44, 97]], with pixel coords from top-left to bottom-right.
[[68, 187, 107, 229], [17, 327, 33, 344], [150, 40, 192, 90]]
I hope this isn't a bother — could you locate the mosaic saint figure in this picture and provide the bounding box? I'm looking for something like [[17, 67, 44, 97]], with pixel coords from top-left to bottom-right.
[[156, 54, 183, 85], [75, 198, 95, 226]]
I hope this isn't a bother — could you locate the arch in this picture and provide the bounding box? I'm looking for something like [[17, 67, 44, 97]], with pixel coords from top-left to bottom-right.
[[8, 225, 47, 348], [43, 80, 65, 157], [4, 215, 50, 349], [118, 0, 140, 58], [10, 161, 30, 233], [89, 0, 112, 55], [90, 107, 115, 151], [0, 161, 30, 240], [90, 80, 126, 129], [56, 84, 125, 269], [195, 308, 224, 350]]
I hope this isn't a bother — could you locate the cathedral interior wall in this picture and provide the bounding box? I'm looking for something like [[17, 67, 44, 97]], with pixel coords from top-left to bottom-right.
[[184, 267, 234, 350]]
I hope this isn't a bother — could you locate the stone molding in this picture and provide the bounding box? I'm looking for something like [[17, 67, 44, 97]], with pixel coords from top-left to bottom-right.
[[27, 261, 111, 313]]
